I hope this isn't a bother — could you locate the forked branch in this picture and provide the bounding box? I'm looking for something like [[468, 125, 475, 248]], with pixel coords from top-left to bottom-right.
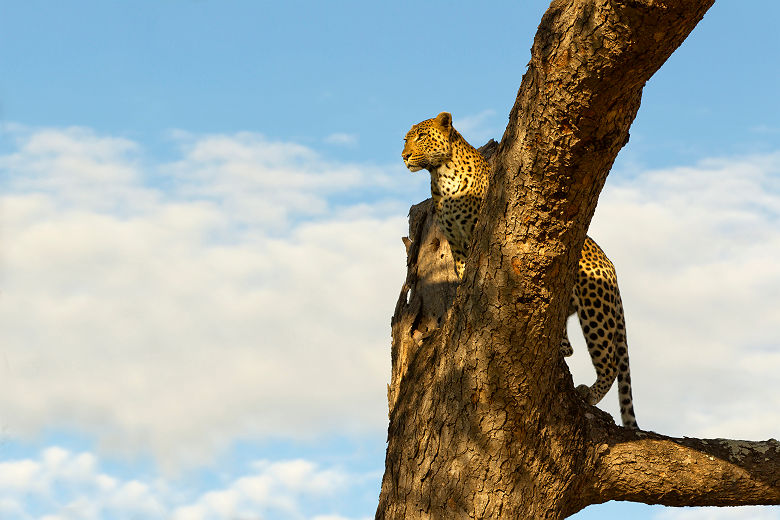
[[377, 0, 780, 517]]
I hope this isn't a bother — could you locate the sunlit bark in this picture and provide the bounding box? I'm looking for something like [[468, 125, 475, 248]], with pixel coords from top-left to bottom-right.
[[376, 0, 779, 518]]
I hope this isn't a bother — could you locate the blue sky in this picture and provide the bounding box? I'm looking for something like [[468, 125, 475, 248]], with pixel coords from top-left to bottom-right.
[[0, 1, 778, 519]]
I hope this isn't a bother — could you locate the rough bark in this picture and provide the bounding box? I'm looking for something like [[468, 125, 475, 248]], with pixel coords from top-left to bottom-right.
[[377, 0, 779, 518], [586, 425, 780, 507]]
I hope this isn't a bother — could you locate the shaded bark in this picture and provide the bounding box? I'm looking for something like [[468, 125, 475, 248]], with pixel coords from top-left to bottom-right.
[[377, 0, 779, 518]]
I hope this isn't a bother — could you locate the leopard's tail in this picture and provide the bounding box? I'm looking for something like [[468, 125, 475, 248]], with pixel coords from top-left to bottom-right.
[[615, 293, 638, 429]]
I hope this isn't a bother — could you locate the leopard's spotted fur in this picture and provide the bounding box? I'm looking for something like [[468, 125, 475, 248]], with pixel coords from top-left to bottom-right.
[[402, 112, 638, 428]]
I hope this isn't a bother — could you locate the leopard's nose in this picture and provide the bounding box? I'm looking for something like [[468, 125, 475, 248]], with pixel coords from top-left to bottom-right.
[[402, 151, 411, 161]]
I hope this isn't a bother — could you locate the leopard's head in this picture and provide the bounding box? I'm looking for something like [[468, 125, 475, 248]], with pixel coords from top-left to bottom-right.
[[402, 112, 454, 172]]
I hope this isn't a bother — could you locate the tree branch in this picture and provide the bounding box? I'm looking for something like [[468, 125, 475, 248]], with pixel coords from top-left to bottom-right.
[[382, 197, 779, 518], [377, 0, 780, 517], [586, 422, 780, 507]]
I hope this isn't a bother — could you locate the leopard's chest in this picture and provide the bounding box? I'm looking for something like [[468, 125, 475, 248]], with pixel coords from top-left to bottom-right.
[[430, 163, 482, 209]]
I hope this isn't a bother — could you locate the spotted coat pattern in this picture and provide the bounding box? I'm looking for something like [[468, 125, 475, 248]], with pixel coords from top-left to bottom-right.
[[402, 112, 489, 278], [402, 112, 638, 428]]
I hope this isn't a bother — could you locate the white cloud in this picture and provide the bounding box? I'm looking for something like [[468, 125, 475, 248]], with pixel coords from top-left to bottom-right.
[[0, 125, 156, 214], [0, 498, 26, 518], [0, 447, 165, 519], [324, 133, 359, 147], [162, 130, 402, 231], [0, 447, 367, 520], [313, 516, 371, 520], [0, 459, 42, 493], [0, 125, 419, 468], [171, 459, 355, 520], [452, 109, 498, 145], [654, 505, 780, 520]]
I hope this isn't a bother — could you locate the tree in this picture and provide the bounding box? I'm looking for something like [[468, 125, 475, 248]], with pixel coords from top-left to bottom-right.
[[376, 1, 779, 518]]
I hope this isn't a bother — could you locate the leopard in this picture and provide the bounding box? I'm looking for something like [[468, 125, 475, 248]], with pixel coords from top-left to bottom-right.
[[402, 112, 638, 429]]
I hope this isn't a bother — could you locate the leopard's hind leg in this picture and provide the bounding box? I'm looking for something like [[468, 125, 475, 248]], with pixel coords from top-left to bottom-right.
[[573, 273, 638, 429]]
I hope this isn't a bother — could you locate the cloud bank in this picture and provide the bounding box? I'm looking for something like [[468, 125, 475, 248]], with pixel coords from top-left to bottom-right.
[[0, 446, 373, 520], [1, 124, 778, 476], [0, 125, 425, 468]]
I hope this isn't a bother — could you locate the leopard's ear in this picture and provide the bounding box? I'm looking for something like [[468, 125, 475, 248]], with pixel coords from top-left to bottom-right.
[[435, 112, 452, 129]]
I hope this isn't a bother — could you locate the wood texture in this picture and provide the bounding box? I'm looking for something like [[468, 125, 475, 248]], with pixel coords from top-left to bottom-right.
[[377, 0, 779, 518]]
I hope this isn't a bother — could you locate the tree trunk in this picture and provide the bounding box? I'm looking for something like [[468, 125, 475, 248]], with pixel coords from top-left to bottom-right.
[[377, 0, 779, 518]]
